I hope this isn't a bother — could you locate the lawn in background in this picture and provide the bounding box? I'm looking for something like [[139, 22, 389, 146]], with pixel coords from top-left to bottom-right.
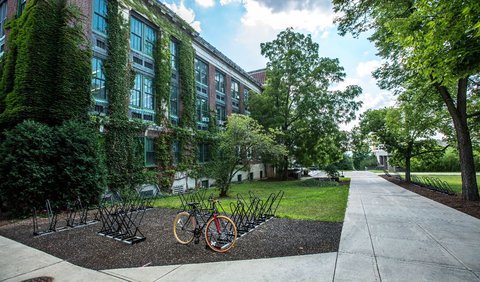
[[153, 179, 350, 222], [410, 174, 480, 193]]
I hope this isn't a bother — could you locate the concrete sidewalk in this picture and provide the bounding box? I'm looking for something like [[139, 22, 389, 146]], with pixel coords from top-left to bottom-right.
[[336, 171, 480, 281], [1, 171, 479, 281]]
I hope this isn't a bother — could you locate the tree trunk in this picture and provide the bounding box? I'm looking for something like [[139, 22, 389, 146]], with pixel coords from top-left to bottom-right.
[[456, 122, 478, 201], [435, 78, 479, 201], [281, 155, 288, 180], [405, 143, 412, 183]]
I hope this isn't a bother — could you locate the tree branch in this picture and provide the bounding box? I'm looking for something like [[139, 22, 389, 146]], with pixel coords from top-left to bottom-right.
[[412, 144, 449, 157], [467, 111, 480, 119]]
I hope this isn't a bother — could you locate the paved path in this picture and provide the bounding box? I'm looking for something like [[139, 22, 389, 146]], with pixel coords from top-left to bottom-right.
[[337, 171, 480, 281], [1, 171, 479, 281]]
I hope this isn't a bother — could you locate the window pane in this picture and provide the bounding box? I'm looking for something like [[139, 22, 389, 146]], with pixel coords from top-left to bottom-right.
[[145, 138, 156, 166], [143, 77, 154, 109], [130, 74, 141, 107], [91, 57, 106, 100], [170, 85, 178, 117]]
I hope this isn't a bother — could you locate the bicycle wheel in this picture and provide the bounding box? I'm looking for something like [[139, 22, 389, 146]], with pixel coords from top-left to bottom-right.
[[173, 211, 196, 244], [205, 215, 237, 253]]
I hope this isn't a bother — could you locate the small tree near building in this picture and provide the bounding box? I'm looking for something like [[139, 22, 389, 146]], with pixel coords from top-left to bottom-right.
[[207, 114, 286, 197]]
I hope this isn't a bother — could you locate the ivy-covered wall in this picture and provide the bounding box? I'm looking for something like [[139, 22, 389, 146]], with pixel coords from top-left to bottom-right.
[[103, 0, 149, 192], [0, 0, 91, 131]]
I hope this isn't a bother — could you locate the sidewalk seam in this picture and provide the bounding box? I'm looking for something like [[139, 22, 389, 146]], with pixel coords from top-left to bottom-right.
[[416, 223, 480, 280], [361, 198, 382, 282], [153, 265, 182, 281], [0, 260, 64, 282]]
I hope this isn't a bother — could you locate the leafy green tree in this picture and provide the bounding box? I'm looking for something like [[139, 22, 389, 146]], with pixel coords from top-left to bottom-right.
[[360, 98, 446, 182], [333, 0, 480, 200], [250, 28, 362, 179], [207, 114, 286, 197], [349, 126, 374, 170]]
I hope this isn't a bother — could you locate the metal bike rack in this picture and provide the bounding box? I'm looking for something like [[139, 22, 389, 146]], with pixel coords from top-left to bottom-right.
[[32, 198, 98, 237], [97, 192, 150, 244]]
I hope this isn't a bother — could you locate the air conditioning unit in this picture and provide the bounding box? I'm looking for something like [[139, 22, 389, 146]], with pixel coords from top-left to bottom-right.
[[202, 117, 209, 122]]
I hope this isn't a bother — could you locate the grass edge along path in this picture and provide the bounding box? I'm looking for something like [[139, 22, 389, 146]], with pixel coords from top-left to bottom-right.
[[153, 179, 350, 222]]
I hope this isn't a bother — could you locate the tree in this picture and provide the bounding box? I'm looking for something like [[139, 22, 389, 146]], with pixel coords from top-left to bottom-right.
[[207, 114, 286, 197], [250, 28, 362, 179], [333, 0, 480, 200], [360, 97, 446, 182]]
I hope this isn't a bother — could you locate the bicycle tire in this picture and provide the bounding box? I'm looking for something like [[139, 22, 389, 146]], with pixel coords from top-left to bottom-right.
[[173, 211, 196, 244], [205, 215, 237, 253]]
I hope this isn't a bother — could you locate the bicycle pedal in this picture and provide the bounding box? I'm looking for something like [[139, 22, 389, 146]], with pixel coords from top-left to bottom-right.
[[194, 238, 200, 244]]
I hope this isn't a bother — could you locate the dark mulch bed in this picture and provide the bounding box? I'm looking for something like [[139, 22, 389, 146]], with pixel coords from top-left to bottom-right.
[[382, 175, 480, 219], [0, 208, 342, 270]]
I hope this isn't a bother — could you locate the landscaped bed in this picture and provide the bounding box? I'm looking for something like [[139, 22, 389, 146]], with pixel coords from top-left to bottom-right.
[[0, 208, 342, 270], [0, 179, 348, 270]]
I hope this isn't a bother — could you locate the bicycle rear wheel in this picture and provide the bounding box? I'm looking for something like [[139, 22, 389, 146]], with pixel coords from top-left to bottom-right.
[[205, 215, 237, 253], [173, 211, 196, 244]]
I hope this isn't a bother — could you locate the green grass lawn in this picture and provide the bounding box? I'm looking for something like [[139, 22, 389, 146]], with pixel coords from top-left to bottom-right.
[[153, 179, 350, 222], [410, 174, 480, 193]]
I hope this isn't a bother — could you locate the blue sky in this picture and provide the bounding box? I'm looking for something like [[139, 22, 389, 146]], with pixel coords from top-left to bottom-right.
[[162, 0, 396, 129]]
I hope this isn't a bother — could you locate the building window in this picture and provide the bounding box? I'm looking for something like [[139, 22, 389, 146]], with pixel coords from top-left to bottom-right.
[[215, 71, 225, 97], [93, 0, 107, 34], [195, 58, 208, 94], [18, 0, 26, 16], [196, 97, 209, 130], [170, 85, 179, 124], [91, 57, 107, 101], [244, 88, 249, 111], [130, 73, 155, 120], [195, 59, 208, 85], [198, 143, 209, 163], [170, 40, 178, 71], [173, 140, 180, 164], [216, 104, 226, 127], [145, 138, 155, 166], [0, 1, 6, 54], [231, 80, 240, 109], [130, 16, 156, 57]]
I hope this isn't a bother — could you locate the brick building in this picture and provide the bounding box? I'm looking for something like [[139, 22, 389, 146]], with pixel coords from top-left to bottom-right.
[[0, 0, 264, 192]]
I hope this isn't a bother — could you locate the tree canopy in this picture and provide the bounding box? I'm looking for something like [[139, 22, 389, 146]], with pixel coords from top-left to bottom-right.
[[333, 0, 480, 200], [250, 28, 361, 179], [206, 114, 286, 197]]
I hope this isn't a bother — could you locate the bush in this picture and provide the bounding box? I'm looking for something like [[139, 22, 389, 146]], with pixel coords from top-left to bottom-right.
[[300, 178, 338, 187], [0, 120, 106, 215]]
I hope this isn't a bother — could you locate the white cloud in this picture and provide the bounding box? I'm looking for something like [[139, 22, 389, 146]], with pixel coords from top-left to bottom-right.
[[356, 60, 381, 78], [220, 0, 241, 5], [240, 0, 334, 34], [195, 0, 215, 8], [162, 0, 202, 32]]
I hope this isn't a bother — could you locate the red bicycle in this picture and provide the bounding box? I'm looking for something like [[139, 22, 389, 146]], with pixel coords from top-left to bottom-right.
[[173, 198, 237, 253]]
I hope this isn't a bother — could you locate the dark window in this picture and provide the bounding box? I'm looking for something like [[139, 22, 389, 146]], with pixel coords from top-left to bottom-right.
[[198, 143, 209, 163], [195, 58, 208, 86], [18, 0, 26, 16], [196, 97, 209, 130], [145, 138, 156, 166], [173, 140, 180, 164]]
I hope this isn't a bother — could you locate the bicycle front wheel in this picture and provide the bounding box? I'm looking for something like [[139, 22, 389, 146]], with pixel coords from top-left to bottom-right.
[[205, 215, 237, 253], [173, 211, 196, 244]]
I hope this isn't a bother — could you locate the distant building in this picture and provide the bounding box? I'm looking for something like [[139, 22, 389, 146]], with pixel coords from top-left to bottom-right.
[[248, 68, 267, 86]]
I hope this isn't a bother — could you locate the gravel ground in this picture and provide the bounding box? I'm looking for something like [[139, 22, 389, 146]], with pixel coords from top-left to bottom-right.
[[382, 175, 480, 219], [0, 208, 342, 270]]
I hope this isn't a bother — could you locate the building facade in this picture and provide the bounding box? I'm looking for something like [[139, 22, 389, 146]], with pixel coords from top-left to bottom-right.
[[0, 0, 264, 192]]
